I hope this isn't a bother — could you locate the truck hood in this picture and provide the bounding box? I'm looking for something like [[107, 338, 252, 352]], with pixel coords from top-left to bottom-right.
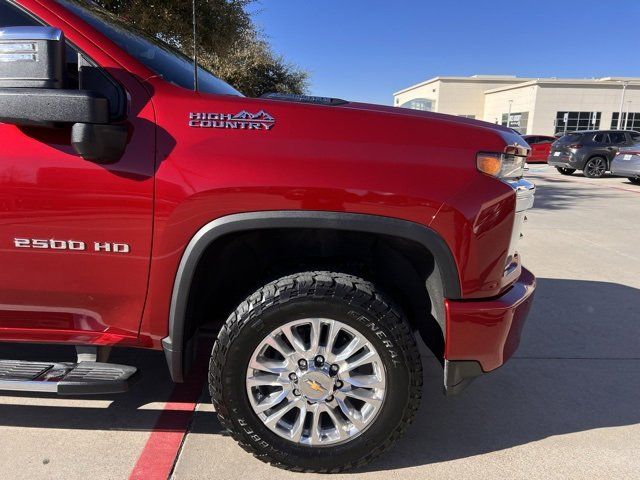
[[345, 101, 516, 134], [346, 101, 528, 152], [260, 94, 525, 148]]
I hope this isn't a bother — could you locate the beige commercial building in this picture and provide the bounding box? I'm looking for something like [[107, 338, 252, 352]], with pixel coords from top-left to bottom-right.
[[394, 75, 640, 136]]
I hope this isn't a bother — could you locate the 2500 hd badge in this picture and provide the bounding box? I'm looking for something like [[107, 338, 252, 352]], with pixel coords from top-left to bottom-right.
[[14, 238, 130, 253]]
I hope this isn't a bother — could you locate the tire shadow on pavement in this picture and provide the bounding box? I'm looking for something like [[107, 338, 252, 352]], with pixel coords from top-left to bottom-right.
[[358, 277, 640, 472]]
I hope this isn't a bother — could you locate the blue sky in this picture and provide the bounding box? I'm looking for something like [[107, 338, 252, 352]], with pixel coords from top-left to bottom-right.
[[251, 0, 640, 105]]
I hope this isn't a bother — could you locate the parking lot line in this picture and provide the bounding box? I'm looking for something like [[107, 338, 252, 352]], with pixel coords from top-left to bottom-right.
[[129, 352, 209, 480]]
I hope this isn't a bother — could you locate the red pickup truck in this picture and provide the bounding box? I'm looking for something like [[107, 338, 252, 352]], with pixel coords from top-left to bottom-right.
[[0, 0, 536, 472]]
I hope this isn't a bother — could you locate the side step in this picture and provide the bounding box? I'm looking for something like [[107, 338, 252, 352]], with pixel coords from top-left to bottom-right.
[[0, 360, 138, 395]]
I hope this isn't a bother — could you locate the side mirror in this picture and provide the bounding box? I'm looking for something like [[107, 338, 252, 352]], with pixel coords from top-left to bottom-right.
[[0, 26, 109, 127], [0, 26, 126, 163], [0, 89, 109, 127]]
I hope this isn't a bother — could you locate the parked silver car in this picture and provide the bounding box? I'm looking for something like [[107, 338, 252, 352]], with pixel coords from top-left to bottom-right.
[[611, 144, 640, 185]]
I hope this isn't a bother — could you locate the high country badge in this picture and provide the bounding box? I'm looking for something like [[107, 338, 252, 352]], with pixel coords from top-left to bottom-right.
[[188, 110, 275, 130]]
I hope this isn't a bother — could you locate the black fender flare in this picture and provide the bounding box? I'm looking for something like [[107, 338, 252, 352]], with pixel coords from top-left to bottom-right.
[[162, 211, 461, 381]]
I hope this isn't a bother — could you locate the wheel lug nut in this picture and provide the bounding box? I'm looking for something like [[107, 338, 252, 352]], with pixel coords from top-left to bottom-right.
[[298, 359, 308, 370], [293, 389, 301, 396], [329, 364, 339, 375], [326, 395, 334, 402], [289, 372, 298, 381], [315, 355, 325, 366], [335, 380, 343, 389]]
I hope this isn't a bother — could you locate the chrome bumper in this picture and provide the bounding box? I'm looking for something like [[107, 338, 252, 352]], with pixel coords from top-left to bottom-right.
[[513, 178, 536, 212], [505, 179, 535, 276]]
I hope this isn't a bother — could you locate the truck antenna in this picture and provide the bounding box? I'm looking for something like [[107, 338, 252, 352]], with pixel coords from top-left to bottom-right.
[[192, 0, 199, 92]]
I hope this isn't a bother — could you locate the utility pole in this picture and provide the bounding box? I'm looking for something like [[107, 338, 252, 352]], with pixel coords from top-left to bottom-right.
[[617, 81, 629, 129], [506, 100, 513, 128], [624, 101, 631, 130]]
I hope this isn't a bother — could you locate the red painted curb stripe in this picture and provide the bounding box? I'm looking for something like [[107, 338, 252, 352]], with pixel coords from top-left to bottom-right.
[[129, 353, 209, 480]]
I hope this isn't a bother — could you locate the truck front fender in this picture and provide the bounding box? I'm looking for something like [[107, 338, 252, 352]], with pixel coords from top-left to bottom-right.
[[162, 211, 461, 382]]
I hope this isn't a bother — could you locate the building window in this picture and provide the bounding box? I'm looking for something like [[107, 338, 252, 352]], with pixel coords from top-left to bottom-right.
[[400, 98, 434, 112], [555, 111, 600, 134], [611, 112, 640, 131], [458, 114, 476, 119], [501, 112, 529, 134]]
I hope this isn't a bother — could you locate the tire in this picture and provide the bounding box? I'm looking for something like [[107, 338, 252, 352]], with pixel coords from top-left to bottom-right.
[[556, 167, 576, 175], [209, 271, 422, 473], [582, 157, 607, 178], [628, 177, 640, 186]]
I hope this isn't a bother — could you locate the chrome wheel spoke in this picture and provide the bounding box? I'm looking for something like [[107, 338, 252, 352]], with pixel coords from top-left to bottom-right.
[[324, 405, 348, 440], [308, 403, 323, 445], [323, 320, 341, 361], [343, 387, 383, 407], [290, 404, 307, 442], [280, 324, 308, 359], [248, 357, 288, 375], [335, 391, 367, 431], [308, 318, 322, 354], [246, 372, 288, 388], [343, 373, 385, 389], [264, 396, 301, 426], [333, 335, 364, 362], [342, 349, 378, 372], [264, 334, 293, 359], [253, 387, 291, 413]]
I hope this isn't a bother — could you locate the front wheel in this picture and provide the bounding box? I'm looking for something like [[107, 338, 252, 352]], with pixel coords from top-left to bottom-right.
[[583, 157, 607, 178], [209, 271, 422, 472], [628, 177, 640, 185], [557, 167, 576, 175]]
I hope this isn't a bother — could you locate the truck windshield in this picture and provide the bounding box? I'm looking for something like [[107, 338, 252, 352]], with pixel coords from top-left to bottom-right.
[[56, 0, 243, 96]]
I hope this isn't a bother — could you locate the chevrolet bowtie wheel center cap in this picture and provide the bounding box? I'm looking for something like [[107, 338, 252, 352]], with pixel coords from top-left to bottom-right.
[[298, 371, 332, 401]]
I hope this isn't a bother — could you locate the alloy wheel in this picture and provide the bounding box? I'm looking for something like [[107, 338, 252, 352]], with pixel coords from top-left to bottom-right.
[[246, 317, 386, 446], [585, 158, 606, 178]]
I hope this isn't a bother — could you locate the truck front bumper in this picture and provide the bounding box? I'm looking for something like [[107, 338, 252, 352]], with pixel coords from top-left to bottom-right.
[[443, 267, 536, 394]]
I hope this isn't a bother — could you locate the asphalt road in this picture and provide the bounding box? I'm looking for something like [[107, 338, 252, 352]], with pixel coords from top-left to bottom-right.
[[1, 165, 639, 479]]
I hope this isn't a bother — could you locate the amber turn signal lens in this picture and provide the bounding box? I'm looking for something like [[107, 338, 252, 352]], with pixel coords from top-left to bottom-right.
[[477, 154, 502, 177]]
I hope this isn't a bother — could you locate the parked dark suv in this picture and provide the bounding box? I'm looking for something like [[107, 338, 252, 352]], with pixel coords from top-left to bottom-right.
[[548, 130, 640, 178]]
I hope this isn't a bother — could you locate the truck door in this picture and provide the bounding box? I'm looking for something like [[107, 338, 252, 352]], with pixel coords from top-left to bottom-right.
[[0, 2, 155, 344]]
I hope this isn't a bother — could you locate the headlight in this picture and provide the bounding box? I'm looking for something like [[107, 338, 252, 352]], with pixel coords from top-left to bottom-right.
[[477, 152, 526, 179]]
